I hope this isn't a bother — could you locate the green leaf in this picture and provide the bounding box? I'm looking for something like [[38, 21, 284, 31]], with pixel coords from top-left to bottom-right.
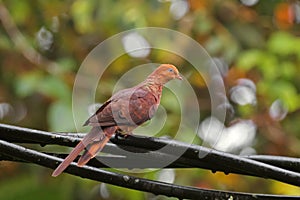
[[205, 36, 223, 55], [267, 32, 300, 56], [8, 0, 31, 24], [195, 13, 213, 34], [71, 0, 96, 33], [15, 72, 71, 101], [48, 100, 75, 131], [15, 71, 43, 97], [259, 81, 300, 112], [237, 50, 263, 70], [161, 89, 181, 114], [0, 34, 13, 49], [38, 76, 71, 101], [280, 61, 297, 80], [0, 172, 71, 200], [109, 184, 145, 200], [258, 53, 278, 81], [56, 58, 77, 73]]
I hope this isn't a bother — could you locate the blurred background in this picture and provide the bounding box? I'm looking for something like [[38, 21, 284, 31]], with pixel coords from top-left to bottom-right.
[[1, 0, 300, 199]]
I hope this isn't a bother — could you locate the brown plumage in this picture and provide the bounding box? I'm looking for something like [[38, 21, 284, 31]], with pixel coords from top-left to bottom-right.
[[52, 64, 182, 177]]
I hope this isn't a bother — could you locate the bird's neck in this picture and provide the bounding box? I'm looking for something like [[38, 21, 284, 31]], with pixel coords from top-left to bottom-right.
[[141, 78, 163, 94], [145, 74, 169, 85]]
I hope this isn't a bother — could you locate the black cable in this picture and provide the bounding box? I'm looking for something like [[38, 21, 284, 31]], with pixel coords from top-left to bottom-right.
[[0, 139, 298, 200], [1, 123, 300, 199]]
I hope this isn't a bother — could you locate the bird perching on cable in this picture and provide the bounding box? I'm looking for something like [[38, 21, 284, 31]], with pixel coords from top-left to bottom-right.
[[52, 64, 182, 177]]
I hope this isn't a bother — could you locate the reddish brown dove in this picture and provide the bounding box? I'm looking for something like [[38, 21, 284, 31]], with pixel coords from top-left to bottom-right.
[[52, 64, 182, 177]]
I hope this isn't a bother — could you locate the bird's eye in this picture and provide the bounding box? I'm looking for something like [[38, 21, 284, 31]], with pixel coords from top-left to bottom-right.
[[168, 68, 174, 72]]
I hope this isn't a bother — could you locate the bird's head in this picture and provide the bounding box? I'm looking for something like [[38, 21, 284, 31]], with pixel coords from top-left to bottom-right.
[[148, 64, 182, 85]]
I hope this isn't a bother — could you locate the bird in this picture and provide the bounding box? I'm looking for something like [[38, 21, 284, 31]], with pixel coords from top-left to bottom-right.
[[52, 64, 182, 177]]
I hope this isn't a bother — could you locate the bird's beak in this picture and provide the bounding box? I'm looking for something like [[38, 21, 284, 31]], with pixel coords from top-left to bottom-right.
[[176, 74, 183, 80]]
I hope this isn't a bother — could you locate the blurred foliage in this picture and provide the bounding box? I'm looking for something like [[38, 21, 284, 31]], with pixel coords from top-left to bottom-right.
[[0, 0, 300, 199]]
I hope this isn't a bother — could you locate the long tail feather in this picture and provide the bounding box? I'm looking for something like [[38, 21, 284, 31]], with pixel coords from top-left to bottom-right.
[[51, 127, 103, 177], [77, 126, 117, 166], [51, 141, 85, 177], [77, 136, 111, 166]]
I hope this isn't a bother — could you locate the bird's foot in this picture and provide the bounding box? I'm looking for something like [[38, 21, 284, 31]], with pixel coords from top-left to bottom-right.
[[115, 130, 132, 140]]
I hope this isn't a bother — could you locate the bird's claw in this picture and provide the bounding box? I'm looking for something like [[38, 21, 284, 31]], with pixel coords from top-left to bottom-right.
[[115, 130, 132, 140]]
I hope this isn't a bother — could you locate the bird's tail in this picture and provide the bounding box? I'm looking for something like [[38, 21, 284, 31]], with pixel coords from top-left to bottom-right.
[[52, 126, 116, 177]]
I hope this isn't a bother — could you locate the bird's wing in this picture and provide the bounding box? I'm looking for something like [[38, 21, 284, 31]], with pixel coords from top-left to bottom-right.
[[84, 86, 158, 127], [83, 100, 115, 126], [83, 87, 139, 127]]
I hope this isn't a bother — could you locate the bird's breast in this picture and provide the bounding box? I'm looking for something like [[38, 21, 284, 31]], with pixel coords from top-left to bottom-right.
[[129, 92, 159, 125]]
